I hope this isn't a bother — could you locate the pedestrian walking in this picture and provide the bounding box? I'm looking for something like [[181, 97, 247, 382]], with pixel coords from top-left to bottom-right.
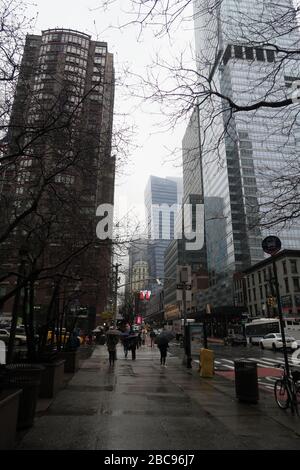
[[158, 343, 168, 366], [128, 334, 138, 360], [106, 330, 119, 366], [150, 329, 156, 347], [122, 335, 130, 358], [142, 330, 147, 345]]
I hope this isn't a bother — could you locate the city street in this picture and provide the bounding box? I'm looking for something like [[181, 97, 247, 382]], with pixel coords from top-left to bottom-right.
[[15, 343, 300, 450], [170, 341, 300, 393]]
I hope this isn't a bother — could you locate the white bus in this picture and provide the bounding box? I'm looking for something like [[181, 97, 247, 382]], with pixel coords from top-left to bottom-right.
[[245, 318, 280, 344], [245, 317, 300, 344]]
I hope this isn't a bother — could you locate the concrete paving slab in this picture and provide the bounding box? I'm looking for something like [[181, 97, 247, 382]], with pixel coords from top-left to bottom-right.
[[15, 344, 300, 450]]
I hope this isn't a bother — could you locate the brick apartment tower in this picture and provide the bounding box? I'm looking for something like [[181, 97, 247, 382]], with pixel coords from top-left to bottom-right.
[[0, 29, 115, 329]]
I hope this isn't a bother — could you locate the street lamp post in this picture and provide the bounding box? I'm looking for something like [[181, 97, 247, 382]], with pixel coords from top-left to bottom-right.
[[180, 268, 192, 369]]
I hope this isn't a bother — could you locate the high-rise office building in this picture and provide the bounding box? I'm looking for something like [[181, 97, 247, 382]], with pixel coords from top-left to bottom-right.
[[182, 108, 203, 205], [193, 0, 300, 310], [144, 175, 181, 286], [0, 29, 115, 323]]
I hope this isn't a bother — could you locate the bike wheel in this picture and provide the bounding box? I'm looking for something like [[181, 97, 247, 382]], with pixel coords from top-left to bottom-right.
[[274, 380, 290, 409]]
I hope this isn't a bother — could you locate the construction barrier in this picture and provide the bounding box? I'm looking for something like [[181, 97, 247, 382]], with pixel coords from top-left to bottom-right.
[[199, 348, 214, 377]]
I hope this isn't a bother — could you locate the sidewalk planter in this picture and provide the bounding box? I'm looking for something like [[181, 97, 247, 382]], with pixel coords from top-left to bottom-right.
[[39, 360, 65, 398], [3, 364, 45, 429], [58, 350, 79, 373], [0, 389, 22, 449]]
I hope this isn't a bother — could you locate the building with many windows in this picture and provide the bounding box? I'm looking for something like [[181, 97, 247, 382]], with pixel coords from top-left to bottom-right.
[[144, 176, 182, 289], [243, 250, 300, 318], [0, 29, 115, 326], [193, 0, 300, 308]]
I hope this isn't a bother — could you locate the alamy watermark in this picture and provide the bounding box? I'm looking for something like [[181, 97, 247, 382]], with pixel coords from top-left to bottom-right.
[[96, 203, 204, 250]]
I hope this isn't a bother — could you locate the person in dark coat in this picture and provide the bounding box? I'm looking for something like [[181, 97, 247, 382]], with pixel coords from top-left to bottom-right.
[[158, 343, 168, 366], [122, 335, 130, 358], [106, 333, 119, 366], [150, 329, 156, 348], [129, 334, 138, 360]]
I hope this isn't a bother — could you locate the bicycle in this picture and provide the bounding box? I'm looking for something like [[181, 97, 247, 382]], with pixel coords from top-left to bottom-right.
[[274, 364, 300, 415]]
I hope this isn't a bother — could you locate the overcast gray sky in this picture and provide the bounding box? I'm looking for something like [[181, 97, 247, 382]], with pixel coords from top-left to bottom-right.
[[27, 0, 195, 227]]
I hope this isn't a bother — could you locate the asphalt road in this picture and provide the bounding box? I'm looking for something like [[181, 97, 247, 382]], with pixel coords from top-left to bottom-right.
[[169, 341, 300, 393]]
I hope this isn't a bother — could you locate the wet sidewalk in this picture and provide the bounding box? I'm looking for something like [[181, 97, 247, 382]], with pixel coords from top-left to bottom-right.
[[16, 344, 300, 450]]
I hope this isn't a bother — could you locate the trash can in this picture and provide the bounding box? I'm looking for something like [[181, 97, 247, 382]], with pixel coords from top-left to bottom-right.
[[234, 360, 259, 403], [4, 364, 45, 429]]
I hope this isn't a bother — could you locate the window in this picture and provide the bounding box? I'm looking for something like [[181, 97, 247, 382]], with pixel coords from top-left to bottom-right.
[[234, 45, 243, 59], [266, 49, 275, 62], [54, 174, 74, 185], [285, 76, 300, 88], [259, 286, 263, 298], [21, 159, 32, 167], [255, 48, 264, 61], [17, 171, 30, 183], [253, 288, 256, 301], [258, 271, 262, 284], [268, 266, 273, 280], [94, 56, 105, 66], [95, 46, 106, 55], [282, 260, 287, 275], [285, 278, 289, 293], [293, 278, 300, 292], [245, 47, 254, 60], [264, 284, 268, 297], [290, 260, 298, 274]]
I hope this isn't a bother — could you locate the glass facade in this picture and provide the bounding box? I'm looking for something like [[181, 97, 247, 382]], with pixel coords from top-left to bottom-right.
[[144, 176, 181, 286], [193, 0, 300, 307]]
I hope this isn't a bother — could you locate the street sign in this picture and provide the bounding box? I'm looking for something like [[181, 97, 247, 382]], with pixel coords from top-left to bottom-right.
[[262, 236, 281, 255], [177, 266, 192, 284], [176, 284, 192, 290]]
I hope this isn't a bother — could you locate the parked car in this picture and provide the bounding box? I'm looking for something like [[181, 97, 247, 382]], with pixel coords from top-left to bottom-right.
[[225, 334, 247, 346], [259, 333, 298, 351], [0, 328, 27, 345]]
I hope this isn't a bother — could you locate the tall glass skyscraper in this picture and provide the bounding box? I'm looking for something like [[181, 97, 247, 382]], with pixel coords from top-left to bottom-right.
[[193, 0, 300, 308], [144, 176, 181, 287]]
